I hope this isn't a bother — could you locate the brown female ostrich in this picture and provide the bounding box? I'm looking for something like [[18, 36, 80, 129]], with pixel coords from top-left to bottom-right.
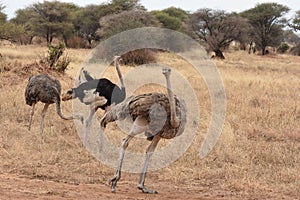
[[100, 67, 187, 194], [62, 56, 125, 144], [25, 74, 84, 132]]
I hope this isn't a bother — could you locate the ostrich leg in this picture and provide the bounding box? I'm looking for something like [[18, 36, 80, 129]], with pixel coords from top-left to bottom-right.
[[109, 134, 134, 193], [84, 96, 106, 145], [84, 106, 97, 145], [109, 116, 148, 193], [138, 135, 160, 194], [40, 103, 49, 133], [28, 103, 36, 130]]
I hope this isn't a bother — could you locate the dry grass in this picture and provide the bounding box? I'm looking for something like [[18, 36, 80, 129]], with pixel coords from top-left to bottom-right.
[[0, 45, 299, 199]]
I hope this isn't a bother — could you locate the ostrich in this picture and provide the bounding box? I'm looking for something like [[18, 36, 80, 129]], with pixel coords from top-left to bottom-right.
[[62, 56, 126, 144], [25, 74, 84, 132], [100, 67, 187, 194]]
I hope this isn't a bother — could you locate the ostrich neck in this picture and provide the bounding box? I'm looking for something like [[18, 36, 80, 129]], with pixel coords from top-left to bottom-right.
[[165, 75, 180, 128], [115, 60, 125, 88]]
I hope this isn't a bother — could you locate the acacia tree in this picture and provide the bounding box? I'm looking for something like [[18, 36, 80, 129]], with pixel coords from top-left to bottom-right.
[[289, 10, 300, 31], [0, 4, 25, 43], [73, 0, 145, 45], [151, 10, 182, 30], [151, 7, 189, 32], [73, 5, 110, 45], [189, 9, 250, 59], [283, 30, 300, 44], [96, 10, 159, 61], [240, 3, 290, 55], [0, 3, 7, 39], [11, 8, 36, 44], [288, 10, 300, 56], [0, 3, 5, 23], [108, 0, 145, 13], [28, 1, 78, 45], [97, 10, 159, 39]]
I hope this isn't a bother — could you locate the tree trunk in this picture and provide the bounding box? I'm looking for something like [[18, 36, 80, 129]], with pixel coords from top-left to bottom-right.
[[29, 36, 34, 45], [46, 33, 50, 45], [262, 47, 265, 55], [63, 35, 68, 48], [248, 42, 253, 54], [214, 49, 225, 59], [88, 39, 92, 46]]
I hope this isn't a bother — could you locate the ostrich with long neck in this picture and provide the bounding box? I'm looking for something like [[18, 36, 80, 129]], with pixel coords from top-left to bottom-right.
[[25, 74, 84, 132], [62, 56, 125, 144], [100, 67, 186, 194]]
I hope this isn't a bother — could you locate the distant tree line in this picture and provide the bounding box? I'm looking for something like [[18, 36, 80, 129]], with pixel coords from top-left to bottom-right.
[[1, 0, 300, 58]]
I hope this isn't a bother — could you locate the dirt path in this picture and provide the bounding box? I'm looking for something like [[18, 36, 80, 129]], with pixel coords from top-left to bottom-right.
[[0, 173, 227, 200]]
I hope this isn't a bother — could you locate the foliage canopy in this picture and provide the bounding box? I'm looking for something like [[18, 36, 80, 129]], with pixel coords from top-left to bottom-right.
[[189, 9, 250, 58], [240, 3, 290, 55]]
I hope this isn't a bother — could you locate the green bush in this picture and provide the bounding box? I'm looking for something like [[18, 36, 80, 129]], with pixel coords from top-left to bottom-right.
[[277, 42, 289, 53], [47, 42, 71, 72]]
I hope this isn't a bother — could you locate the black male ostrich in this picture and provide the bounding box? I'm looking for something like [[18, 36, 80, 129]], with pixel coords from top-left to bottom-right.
[[25, 74, 83, 132], [62, 56, 126, 144], [100, 68, 187, 194]]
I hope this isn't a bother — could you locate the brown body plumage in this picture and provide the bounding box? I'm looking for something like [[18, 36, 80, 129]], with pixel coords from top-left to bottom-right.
[[101, 92, 186, 140], [100, 68, 186, 194], [25, 74, 83, 132]]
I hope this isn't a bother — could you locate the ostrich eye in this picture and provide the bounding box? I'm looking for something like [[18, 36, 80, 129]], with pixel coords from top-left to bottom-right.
[[162, 68, 171, 73]]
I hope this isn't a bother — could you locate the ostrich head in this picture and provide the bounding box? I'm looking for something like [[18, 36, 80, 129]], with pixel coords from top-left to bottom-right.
[[162, 67, 171, 77], [62, 89, 74, 101], [113, 55, 122, 62]]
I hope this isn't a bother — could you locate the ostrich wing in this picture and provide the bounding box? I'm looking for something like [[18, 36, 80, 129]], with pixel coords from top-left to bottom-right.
[[101, 92, 187, 139]]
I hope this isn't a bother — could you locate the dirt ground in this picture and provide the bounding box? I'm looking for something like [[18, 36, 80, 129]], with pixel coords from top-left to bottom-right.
[[0, 173, 229, 200]]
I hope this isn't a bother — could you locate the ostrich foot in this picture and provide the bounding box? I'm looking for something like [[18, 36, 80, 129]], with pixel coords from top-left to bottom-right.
[[109, 175, 120, 193], [138, 184, 158, 194]]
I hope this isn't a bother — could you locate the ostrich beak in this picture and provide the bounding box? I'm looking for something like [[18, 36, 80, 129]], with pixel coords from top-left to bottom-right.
[[113, 55, 122, 62], [114, 55, 121, 59], [62, 89, 73, 101]]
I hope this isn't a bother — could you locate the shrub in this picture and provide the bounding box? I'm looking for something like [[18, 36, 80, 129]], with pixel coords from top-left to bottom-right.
[[67, 36, 88, 49], [290, 43, 300, 56], [53, 55, 71, 72], [0, 54, 10, 73], [277, 42, 289, 53], [121, 49, 156, 65], [47, 42, 71, 72]]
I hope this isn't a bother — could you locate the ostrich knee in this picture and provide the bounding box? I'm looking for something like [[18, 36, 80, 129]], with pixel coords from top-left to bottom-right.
[[40, 104, 49, 133], [28, 103, 36, 130]]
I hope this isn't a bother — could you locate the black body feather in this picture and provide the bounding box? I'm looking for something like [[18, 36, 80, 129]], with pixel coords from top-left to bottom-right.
[[73, 78, 126, 110]]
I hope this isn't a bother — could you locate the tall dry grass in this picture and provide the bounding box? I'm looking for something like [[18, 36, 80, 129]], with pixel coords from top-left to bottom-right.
[[0, 45, 299, 199]]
